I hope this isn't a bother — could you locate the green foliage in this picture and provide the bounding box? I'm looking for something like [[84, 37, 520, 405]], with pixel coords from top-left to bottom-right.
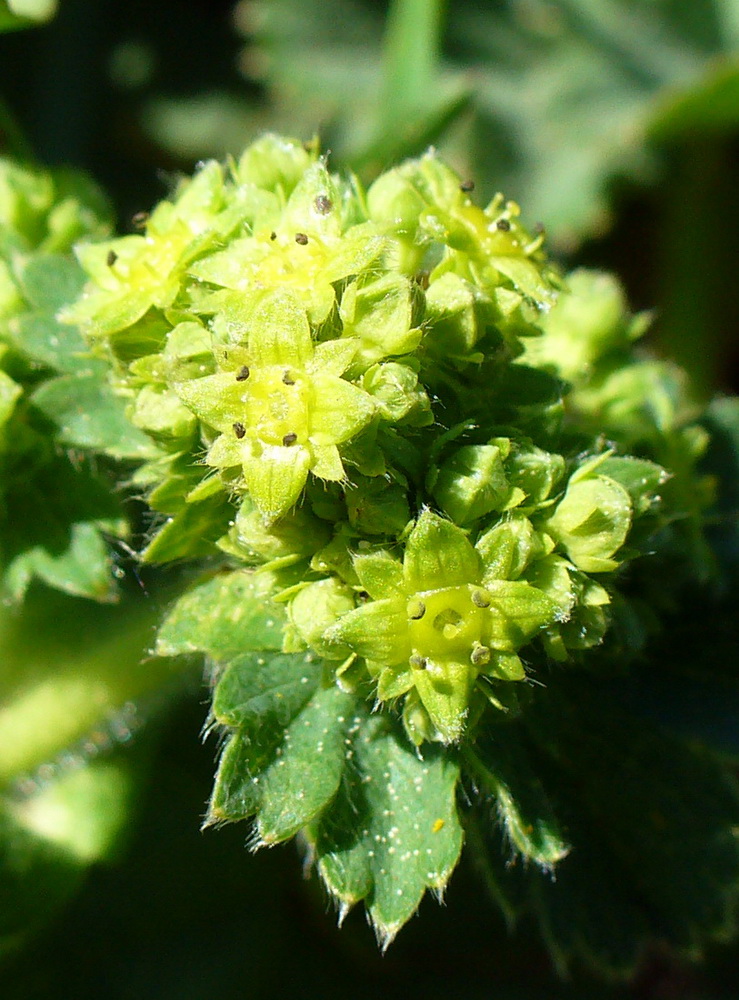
[[1, 4, 738, 981], [0, 158, 145, 601], [150, 0, 738, 250], [48, 131, 739, 973]]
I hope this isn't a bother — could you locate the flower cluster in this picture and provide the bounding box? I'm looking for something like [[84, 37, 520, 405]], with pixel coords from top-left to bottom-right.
[[64, 135, 712, 743]]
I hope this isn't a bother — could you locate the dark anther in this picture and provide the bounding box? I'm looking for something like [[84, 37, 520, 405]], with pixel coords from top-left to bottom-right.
[[408, 600, 426, 620], [282, 432, 298, 446], [471, 644, 491, 666], [314, 194, 333, 214], [410, 654, 427, 670], [235, 365, 250, 382], [233, 422, 246, 439], [106, 250, 118, 267], [496, 218, 511, 232], [131, 211, 149, 229], [282, 370, 296, 385], [459, 179, 475, 192], [533, 221, 545, 234], [270, 231, 277, 240], [295, 232, 309, 245], [471, 589, 491, 608], [413, 270, 430, 290]]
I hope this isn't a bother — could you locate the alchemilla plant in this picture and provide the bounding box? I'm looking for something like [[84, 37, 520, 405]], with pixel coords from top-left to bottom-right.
[[10, 134, 737, 971]]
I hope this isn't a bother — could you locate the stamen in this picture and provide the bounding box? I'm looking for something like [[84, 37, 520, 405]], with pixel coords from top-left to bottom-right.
[[235, 365, 250, 382], [471, 644, 491, 666], [407, 599, 426, 620], [471, 589, 491, 608]]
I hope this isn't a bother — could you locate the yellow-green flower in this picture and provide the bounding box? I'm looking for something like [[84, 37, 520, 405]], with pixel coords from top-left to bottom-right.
[[327, 509, 556, 742], [189, 161, 386, 326], [173, 290, 376, 522], [63, 162, 245, 337]]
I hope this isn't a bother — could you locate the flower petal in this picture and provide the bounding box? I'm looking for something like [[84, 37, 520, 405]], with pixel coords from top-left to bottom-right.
[[310, 444, 344, 481], [173, 371, 248, 431], [309, 373, 376, 445], [310, 337, 358, 377], [327, 597, 408, 664], [403, 509, 480, 592], [413, 657, 476, 744], [247, 290, 314, 368], [485, 580, 557, 652], [377, 663, 415, 700], [353, 551, 405, 600], [242, 442, 311, 522]]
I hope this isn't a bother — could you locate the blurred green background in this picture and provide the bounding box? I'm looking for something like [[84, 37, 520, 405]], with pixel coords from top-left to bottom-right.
[[1, 1, 739, 996]]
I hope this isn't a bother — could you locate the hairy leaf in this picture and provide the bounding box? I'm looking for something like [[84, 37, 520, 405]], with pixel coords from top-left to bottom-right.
[[156, 568, 286, 661], [309, 713, 463, 945]]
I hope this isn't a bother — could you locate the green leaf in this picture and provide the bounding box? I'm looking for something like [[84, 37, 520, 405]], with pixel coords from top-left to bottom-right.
[[31, 372, 158, 460], [525, 681, 739, 975], [1, 451, 126, 604], [463, 726, 569, 867], [530, 807, 650, 977], [0, 588, 190, 784], [17, 253, 85, 314], [309, 712, 463, 945], [212, 650, 322, 729], [155, 569, 286, 660], [141, 491, 232, 564], [8, 313, 89, 374], [209, 656, 356, 843], [4, 522, 120, 603], [378, 0, 443, 128], [243, 0, 739, 249]]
